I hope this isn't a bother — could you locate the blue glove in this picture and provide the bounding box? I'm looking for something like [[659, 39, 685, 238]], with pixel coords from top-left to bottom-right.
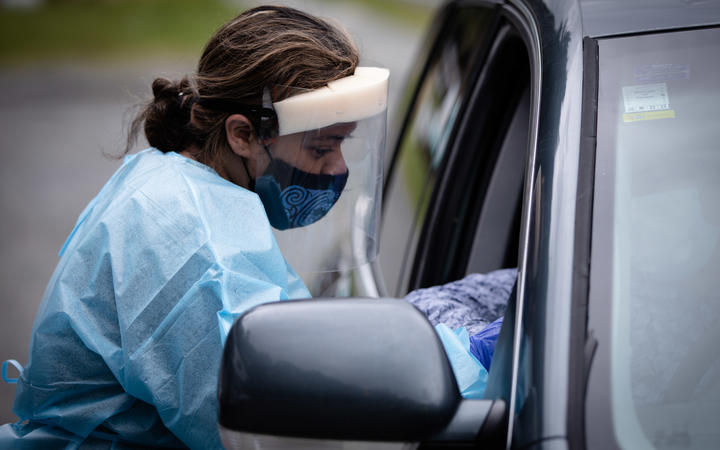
[[469, 317, 503, 371]]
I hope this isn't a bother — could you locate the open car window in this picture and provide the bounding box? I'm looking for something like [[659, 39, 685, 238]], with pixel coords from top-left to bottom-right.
[[379, 5, 496, 296], [408, 22, 529, 290]]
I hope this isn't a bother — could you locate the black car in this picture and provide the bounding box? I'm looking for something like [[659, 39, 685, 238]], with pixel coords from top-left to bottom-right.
[[217, 0, 720, 448]]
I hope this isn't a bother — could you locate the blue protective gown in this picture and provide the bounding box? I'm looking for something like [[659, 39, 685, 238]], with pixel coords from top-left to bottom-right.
[[1, 149, 311, 448]]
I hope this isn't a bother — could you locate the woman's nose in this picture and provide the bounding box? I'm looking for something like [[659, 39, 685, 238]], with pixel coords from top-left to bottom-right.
[[323, 146, 348, 175]]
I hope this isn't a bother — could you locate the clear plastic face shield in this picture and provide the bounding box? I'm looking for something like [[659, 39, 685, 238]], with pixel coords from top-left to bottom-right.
[[252, 67, 388, 273]]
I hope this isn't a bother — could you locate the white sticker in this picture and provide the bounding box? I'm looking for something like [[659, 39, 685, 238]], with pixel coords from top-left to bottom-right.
[[622, 83, 671, 113], [635, 64, 690, 82]]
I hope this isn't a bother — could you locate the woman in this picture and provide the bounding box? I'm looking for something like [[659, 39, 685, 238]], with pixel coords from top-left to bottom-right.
[[1, 5, 388, 448]]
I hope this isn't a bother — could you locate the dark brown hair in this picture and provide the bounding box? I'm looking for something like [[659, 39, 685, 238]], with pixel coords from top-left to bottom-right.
[[126, 5, 359, 167]]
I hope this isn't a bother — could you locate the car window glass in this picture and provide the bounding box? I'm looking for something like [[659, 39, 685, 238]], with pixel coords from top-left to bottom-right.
[[465, 85, 528, 274], [589, 26, 720, 450], [379, 6, 494, 296]]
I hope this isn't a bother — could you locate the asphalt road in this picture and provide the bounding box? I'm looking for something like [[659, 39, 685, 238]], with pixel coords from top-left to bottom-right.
[[0, 0, 431, 425]]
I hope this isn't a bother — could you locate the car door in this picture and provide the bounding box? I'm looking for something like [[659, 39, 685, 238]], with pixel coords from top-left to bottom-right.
[[380, 3, 541, 445]]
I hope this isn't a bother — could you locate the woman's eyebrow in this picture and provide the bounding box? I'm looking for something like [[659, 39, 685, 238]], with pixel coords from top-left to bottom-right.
[[309, 134, 348, 142]]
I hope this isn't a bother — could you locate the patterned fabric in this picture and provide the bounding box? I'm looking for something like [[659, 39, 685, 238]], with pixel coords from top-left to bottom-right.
[[281, 184, 342, 228], [254, 157, 348, 230], [404, 268, 517, 335]]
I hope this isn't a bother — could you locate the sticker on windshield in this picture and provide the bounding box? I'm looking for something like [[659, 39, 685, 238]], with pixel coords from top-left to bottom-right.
[[622, 83, 675, 122], [635, 64, 690, 83]]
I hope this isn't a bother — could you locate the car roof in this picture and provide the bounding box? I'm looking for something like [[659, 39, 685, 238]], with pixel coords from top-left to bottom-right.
[[578, 0, 720, 38]]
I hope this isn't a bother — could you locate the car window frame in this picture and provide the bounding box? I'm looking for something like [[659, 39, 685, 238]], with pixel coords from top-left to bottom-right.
[[567, 34, 599, 450]]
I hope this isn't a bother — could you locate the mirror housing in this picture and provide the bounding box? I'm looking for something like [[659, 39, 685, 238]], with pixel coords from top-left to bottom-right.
[[217, 298, 460, 441]]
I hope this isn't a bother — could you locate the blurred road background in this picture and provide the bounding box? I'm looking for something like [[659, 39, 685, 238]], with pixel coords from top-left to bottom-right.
[[0, 0, 439, 424]]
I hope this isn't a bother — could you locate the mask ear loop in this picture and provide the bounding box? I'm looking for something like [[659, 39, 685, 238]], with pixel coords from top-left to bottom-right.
[[240, 143, 275, 192], [240, 157, 255, 191]]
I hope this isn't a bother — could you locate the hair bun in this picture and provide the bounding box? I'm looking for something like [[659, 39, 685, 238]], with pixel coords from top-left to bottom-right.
[[152, 77, 181, 101], [140, 76, 198, 152]]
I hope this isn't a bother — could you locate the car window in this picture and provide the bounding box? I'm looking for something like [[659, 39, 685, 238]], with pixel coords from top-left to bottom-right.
[[408, 25, 530, 290], [378, 5, 496, 296], [588, 26, 720, 450], [465, 85, 528, 274]]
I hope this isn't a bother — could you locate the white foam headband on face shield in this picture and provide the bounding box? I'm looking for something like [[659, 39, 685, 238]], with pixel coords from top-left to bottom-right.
[[272, 67, 390, 136]]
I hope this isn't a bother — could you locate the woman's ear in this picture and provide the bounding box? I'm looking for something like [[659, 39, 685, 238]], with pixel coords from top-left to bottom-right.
[[225, 114, 256, 157]]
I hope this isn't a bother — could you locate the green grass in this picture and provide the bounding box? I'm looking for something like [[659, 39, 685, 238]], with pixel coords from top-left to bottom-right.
[[0, 0, 242, 64], [0, 0, 434, 66], [339, 0, 434, 29]]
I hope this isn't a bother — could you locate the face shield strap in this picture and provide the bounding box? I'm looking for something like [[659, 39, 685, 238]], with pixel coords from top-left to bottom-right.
[[195, 97, 278, 141], [242, 142, 274, 192]]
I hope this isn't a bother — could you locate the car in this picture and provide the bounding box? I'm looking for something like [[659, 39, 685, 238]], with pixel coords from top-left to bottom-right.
[[216, 0, 720, 448]]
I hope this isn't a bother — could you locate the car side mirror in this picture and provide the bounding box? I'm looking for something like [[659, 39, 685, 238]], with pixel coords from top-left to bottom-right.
[[218, 298, 503, 447]]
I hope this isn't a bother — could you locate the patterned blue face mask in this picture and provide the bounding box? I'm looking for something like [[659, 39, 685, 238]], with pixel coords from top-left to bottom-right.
[[254, 157, 349, 230]]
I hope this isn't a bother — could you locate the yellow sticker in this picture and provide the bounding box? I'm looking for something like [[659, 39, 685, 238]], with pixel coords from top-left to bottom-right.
[[623, 109, 676, 123]]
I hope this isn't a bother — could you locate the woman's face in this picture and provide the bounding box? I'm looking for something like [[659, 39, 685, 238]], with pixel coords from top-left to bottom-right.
[[259, 122, 355, 175]]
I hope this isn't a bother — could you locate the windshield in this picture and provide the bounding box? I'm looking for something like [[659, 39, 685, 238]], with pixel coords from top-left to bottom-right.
[[588, 27, 720, 450]]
